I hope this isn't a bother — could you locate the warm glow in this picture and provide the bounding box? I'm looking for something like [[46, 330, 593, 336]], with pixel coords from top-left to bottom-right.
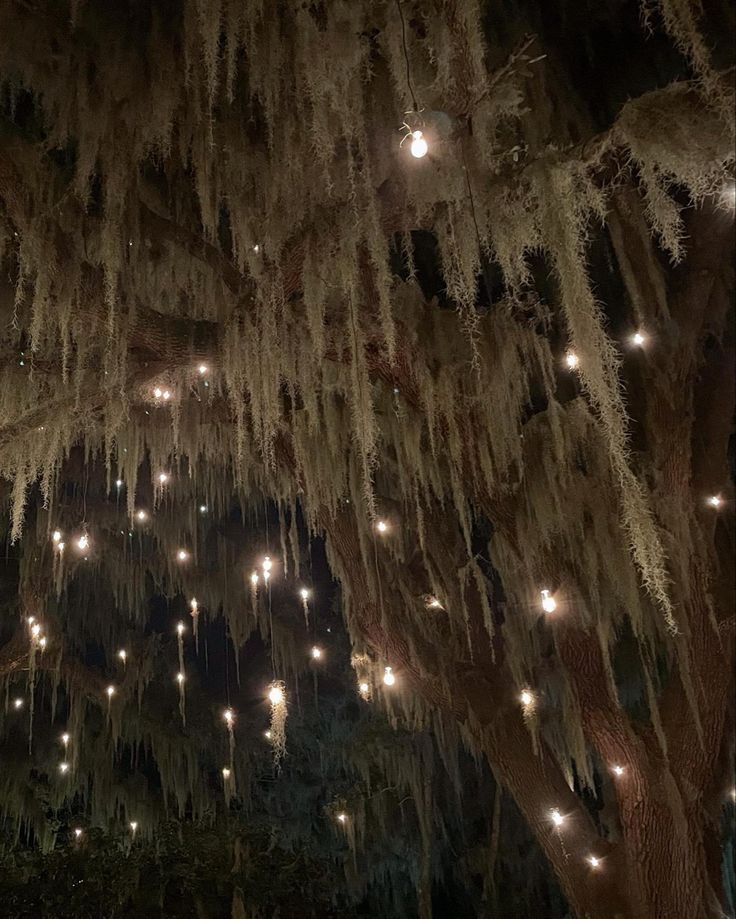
[[540, 589, 557, 614], [116, 479, 123, 488], [136, 509, 147, 521], [631, 330, 646, 347], [268, 685, 284, 705], [106, 685, 115, 697], [59, 762, 69, 774], [612, 764, 625, 776], [13, 698, 23, 709], [264, 730, 272, 740], [410, 130, 428, 158], [31, 623, 41, 638], [383, 666, 396, 686], [311, 646, 322, 660], [162, 390, 171, 401], [359, 681, 370, 695], [176, 621, 185, 635], [77, 534, 89, 551], [550, 808, 565, 827], [565, 351, 579, 370], [39, 636, 47, 649], [153, 387, 162, 399], [61, 732, 70, 746], [74, 828, 83, 838], [223, 708, 234, 725], [176, 672, 184, 683], [427, 596, 443, 609], [177, 549, 189, 561], [198, 364, 208, 375], [222, 767, 231, 779], [376, 520, 388, 534], [190, 598, 198, 611], [250, 571, 258, 586], [158, 472, 169, 484], [130, 821, 138, 832], [300, 587, 309, 600], [520, 689, 534, 707], [262, 556, 272, 572], [588, 855, 601, 869], [707, 495, 723, 509], [52, 529, 62, 542], [337, 812, 347, 823]]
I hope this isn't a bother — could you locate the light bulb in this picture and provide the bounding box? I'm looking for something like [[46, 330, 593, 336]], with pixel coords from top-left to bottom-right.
[[158, 472, 169, 485], [262, 556, 272, 573], [383, 666, 396, 686], [74, 828, 83, 838], [153, 387, 162, 399], [77, 534, 89, 551], [135, 510, 147, 521], [707, 495, 723, 508], [130, 821, 138, 832], [52, 530, 62, 543], [311, 646, 322, 660], [176, 672, 184, 684], [223, 708, 234, 725], [59, 762, 69, 774], [61, 732, 70, 746], [376, 520, 388, 534], [31, 623, 41, 638], [250, 571, 258, 586], [118, 649, 127, 662], [264, 730, 272, 740], [268, 685, 284, 705], [176, 622, 185, 635], [106, 685, 115, 697], [540, 589, 557, 614], [550, 808, 564, 827], [222, 767, 231, 779], [300, 588, 309, 600], [27, 616, 35, 625], [632, 331, 646, 346], [410, 130, 428, 158], [520, 690, 534, 707], [588, 855, 601, 869], [427, 597, 443, 609], [39, 636, 47, 649], [337, 812, 347, 823], [199, 504, 207, 513], [13, 698, 23, 709], [58, 541, 65, 552], [162, 390, 171, 401], [116, 479, 123, 488], [565, 352, 579, 370], [177, 549, 189, 561], [612, 764, 625, 776], [190, 598, 198, 611], [198, 364, 208, 375], [358, 682, 370, 697]]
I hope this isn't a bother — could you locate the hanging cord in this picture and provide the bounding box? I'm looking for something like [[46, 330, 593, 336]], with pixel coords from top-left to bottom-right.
[[396, 0, 419, 112]]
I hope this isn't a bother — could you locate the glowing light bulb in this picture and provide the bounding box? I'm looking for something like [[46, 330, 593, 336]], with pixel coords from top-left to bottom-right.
[[106, 685, 115, 698], [74, 828, 83, 839], [250, 571, 258, 586], [199, 504, 207, 513], [198, 364, 208, 375], [632, 331, 646, 347], [52, 530, 62, 543], [520, 690, 534, 707], [540, 589, 557, 614], [707, 495, 723, 508], [61, 732, 70, 746], [223, 708, 234, 725], [190, 598, 198, 611], [118, 649, 127, 663], [376, 520, 388, 534], [268, 685, 284, 705], [59, 762, 69, 774], [162, 390, 171, 401], [565, 352, 579, 370], [264, 730, 272, 740], [13, 698, 23, 709], [383, 666, 396, 686], [253, 244, 260, 254], [410, 130, 428, 158], [337, 812, 347, 823], [27, 616, 35, 625], [58, 541, 65, 552], [159, 473, 169, 486], [39, 636, 47, 649], [427, 597, 443, 609], [176, 622, 185, 635], [176, 672, 184, 684], [311, 646, 322, 660], [153, 387, 162, 399], [262, 556, 272, 573], [359, 682, 370, 696], [116, 479, 123, 488], [31, 623, 41, 638], [222, 767, 231, 779], [588, 855, 601, 869], [129, 821, 138, 832], [177, 549, 189, 561], [77, 534, 89, 551], [550, 808, 565, 828], [612, 764, 625, 776], [300, 588, 309, 600]]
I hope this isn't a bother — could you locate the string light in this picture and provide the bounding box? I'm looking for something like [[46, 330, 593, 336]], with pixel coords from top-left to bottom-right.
[[59, 762, 69, 774], [337, 812, 347, 823], [300, 588, 309, 600], [222, 767, 231, 779], [77, 534, 89, 551], [376, 520, 388, 534], [199, 504, 207, 513], [13, 698, 23, 709], [52, 530, 62, 543], [383, 666, 396, 686], [198, 364, 208, 375], [39, 636, 47, 649], [223, 708, 234, 725], [268, 685, 284, 705], [106, 685, 115, 698], [129, 821, 138, 833], [540, 589, 557, 614], [118, 649, 127, 663], [264, 730, 272, 740], [588, 855, 601, 869], [176, 621, 185, 636], [358, 681, 370, 698], [61, 732, 70, 747], [158, 472, 169, 485], [565, 352, 579, 370], [30, 623, 41, 638], [409, 130, 428, 158], [310, 646, 322, 660], [116, 479, 123, 488], [177, 549, 189, 562], [427, 596, 443, 609], [550, 808, 565, 828], [631, 331, 646, 347], [520, 689, 534, 707], [58, 541, 65, 552], [250, 571, 259, 587], [176, 672, 184, 684], [153, 387, 162, 399], [267, 682, 287, 767], [162, 390, 171, 401], [74, 828, 83, 839], [707, 495, 723, 509], [612, 764, 625, 776], [135, 509, 147, 521]]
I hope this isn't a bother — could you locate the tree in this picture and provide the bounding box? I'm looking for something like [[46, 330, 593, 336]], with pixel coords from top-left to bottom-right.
[[0, 0, 734, 916]]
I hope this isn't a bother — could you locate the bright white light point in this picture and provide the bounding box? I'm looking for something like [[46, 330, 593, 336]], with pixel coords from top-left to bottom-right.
[[264, 730, 272, 740], [77, 534, 89, 551], [520, 690, 534, 707], [116, 479, 123, 488], [74, 828, 83, 838], [136, 510, 147, 521], [550, 808, 564, 827], [359, 682, 369, 695], [13, 698, 23, 709], [311, 646, 322, 660], [253, 244, 260, 254], [158, 472, 169, 485], [27, 616, 35, 625], [130, 821, 138, 832], [268, 685, 284, 705], [153, 387, 162, 399], [250, 571, 258, 586], [223, 708, 234, 725], [39, 636, 47, 649], [707, 495, 723, 509], [612, 764, 625, 776], [300, 588, 309, 600], [540, 589, 557, 614], [198, 364, 208, 375], [176, 672, 184, 684], [199, 505, 207, 513], [222, 767, 231, 779], [262, 556, 272, 573], [383, 666, 396, 686], [565, 352, 579, 370], [118, 649, 127, 662], [31, 623, 41, 637], [176, 622, 185, 635], [162, 390, 171, 401], [52, 530, 62, 543], [337, 813, 347, 823], [632, 331, 646, 346], [588, 856, 601, 868], [376, 520, 388, 534], [106, 685, 115, 697], [61, 732, 70, 745], [58, 542, 65, 552], [410, 130, 428, 158], [59, 762, 69, 773], [177, 550, 189, 561], [191, 598, 198, 610]]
